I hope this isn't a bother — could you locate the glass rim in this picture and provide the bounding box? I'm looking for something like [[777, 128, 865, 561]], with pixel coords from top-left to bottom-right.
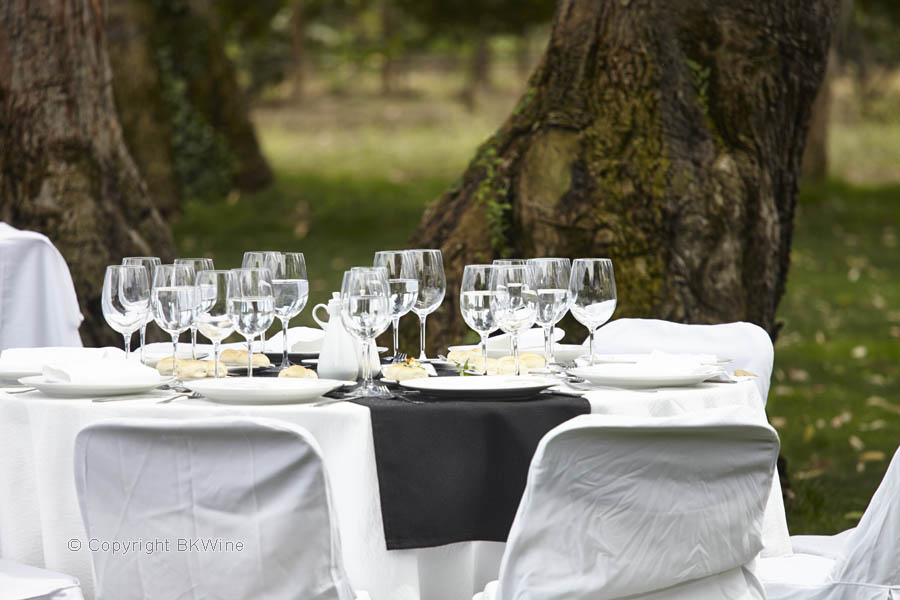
[[174, 257, 213, 262], [572, 257, 613, 263], [107, 264, 147, 271], [527, 257, 571, 263], [122, 256, 160, 261]]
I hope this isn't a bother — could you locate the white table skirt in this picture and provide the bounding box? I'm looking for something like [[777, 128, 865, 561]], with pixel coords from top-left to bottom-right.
[[0, 380, 784, 600]]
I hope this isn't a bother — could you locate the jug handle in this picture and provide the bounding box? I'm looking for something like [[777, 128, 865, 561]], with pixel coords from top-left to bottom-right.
[[312, 304, 330, 329]]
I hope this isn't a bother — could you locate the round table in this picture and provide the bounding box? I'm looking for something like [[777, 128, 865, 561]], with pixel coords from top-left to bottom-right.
[[0, 379, 787, 600]]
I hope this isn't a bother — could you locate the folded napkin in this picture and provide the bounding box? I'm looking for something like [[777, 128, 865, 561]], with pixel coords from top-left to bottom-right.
[[0, 346, 123, 370], [634, 351, 735, 383], [43, 359, 162, 385], [487, 327, 564, 350], [264, 327, 325, 353]]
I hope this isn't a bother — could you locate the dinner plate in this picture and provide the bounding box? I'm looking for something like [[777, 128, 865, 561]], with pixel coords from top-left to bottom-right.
[[0, 365, 41, 385], [568, 364, 717, 389], [551, 344, 586, 363], [263, 352, 319, 364], [18, 375, 172, 398], [587, 354, 731, 365], [184, 378, 346, 405], [399, 375, 558, 401]]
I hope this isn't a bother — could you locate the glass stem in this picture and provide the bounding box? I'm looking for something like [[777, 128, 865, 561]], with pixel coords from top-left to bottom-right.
[[360, 337, 372, 387], [280, 317, 290, 369], [139, 323, 147, 364], [171, 333, 180, 384], [512, 333, 520, 376], [479, 333, 488, 375], [589, 327, 596, 365], [123, 332, 132, 361], [247, 337, 254, 378], [213, 341, 220, 379], [418, 314, 427, 361], [392, 317, 400, 363], [544, 324, 553, 366], [190, 326, 197, 359], [260, 329, 266, 354]]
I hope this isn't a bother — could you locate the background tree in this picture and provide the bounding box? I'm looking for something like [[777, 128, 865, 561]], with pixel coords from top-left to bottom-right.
[[409, 0, 839, 354], [0, 0, 175, 346]]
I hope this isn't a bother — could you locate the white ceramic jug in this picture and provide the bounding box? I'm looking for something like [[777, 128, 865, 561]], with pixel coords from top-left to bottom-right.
[[313, 294, 360, 381]]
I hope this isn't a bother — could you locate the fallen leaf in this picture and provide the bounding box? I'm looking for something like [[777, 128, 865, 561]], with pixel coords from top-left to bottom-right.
[[867, 396, 900, 415], [860, 450, 885, 462], [859, 420, 886, 432], [851, 346, 867, 359], [789, 368, 809, 382], [795, 468, 824, 480], [843, 511, 864, 522], [803, 424, 816, 442], [815, 331, 826, 344], [849, 435, 864, 451], [770, 416, 788, 428]]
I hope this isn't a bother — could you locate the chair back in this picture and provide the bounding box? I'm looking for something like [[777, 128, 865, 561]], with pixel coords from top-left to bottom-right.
[[74, 417, 356, 600], [496, 406, 779, 600], [591, 318, 774, 404]]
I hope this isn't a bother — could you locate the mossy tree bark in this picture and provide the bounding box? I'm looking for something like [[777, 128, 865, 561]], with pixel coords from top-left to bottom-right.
[[0, 0, 175, 346], [409, 0, 839, 355]]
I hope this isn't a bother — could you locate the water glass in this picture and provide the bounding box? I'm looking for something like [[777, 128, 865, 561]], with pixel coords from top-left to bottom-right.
[[195, 270, 236, 378], [152, 264, 199, 381], [102, 265, 151, 360], [490, 264, 537, 375], [242, 251, 280, 351], [460, 264, 499, 374], [268, 252, 309, 369], [374, 250, 418, 362], [228, 268, 275, 377], [340, 267, 391, 397], [493, 259, 527, 266], [527, 258, 572, 366], [409, 249, 446, 361], [568, 258, 617, 364], [122, 256, 161, 363], [175, 258, 214, 358]]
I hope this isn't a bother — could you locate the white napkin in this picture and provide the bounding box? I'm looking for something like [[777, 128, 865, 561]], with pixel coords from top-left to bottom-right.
[[43, 359, 162, 385], [0, 347, 123, 371], [635, 351, 734, 383], [264, 327, 325, 353], [487, 327, 564, 350]]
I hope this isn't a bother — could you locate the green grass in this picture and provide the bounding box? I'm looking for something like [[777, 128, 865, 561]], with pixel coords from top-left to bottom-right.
[[174, 93, 900, 536]]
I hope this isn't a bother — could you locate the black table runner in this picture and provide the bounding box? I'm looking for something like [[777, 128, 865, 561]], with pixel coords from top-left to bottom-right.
[[350, 392, 590, 550]]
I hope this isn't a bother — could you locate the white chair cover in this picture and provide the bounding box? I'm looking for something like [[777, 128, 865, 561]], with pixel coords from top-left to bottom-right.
[[476, 406, 779, 600], [590, 318, 774, 403], [74, 417, 360, 600], [0, 558, 84, 599], [589, 317, 790, 557], [759, 446, 900, 600], [0, 223, 82, 350]]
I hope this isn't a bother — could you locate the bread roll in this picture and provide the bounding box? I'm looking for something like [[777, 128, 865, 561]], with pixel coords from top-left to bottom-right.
[[383, 363, 428, 381], [219, 349, 271, 368], [157, 358, 227, 379], [278, 365, 318, 379]]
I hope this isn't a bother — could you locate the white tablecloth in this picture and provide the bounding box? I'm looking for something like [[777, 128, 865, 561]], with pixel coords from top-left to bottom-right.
[[0, 380, 783, 600]]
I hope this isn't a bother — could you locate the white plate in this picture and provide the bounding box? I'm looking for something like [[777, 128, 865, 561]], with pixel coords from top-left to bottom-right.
[[587, 354, 731, 365], [184, 378, 346, 405], [568, 364, 716, 389], [447, 345, 546, 359], [0, 365, 41, 385], [18, 375, 172, 398], [399, 375, 558, 400], [551, 344, 586, 363]]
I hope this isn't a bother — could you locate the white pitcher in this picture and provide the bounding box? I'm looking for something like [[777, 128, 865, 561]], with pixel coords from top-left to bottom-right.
[[313, 294, 359, 381]]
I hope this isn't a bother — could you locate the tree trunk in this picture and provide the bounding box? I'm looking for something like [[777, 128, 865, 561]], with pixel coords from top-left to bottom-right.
[[290, 0, 307, 103], [381, 0, 396, 96], [0, 0, 175, 346], [410, 0, 838, 355]]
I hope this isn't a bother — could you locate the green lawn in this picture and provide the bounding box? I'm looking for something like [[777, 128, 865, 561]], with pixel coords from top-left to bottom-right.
[[174, 96, 899, 535]]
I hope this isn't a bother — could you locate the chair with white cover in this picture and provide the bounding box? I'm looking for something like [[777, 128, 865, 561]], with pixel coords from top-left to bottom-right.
[[0, 558, 84, 599], [589, 317, 791, 557], [74, 417, 368, 600], [757, 446, 900, 600], [473, 406, 780, 600], [0, 223, 82, 351]]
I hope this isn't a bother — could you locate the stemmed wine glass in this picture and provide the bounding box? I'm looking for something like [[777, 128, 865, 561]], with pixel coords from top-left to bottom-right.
[[409, 249, 446, 361], [228, 268, 275, 378], [490, 264, 537, 376], [174, 258, 214, 358], [340, 267, 391, 397], [460, 265, 499, 375], [268, 252, 309, 369], [243, 251, 280, 352], [102, 265, 150, 360], [151, 264, 199, 383], [527, 258, 571, 367], [493, 259, 527, 266], [194, 270, 236, 379], [122, 256, 161, 363], [568, 258, 617, 364], [374, 250, 418, 363]]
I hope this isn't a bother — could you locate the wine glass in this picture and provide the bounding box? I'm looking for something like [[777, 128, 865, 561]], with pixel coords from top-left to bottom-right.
[[174, 258, 214, 359], [460, 265, 499, 375], [151, 264, 199, 383], [102, 265, 150, 360], [527, 258, 572, 367], [242, 251, 280, 352], [267, 252, 309, 369], [493, 259, 527, 266], [374, 250, 418, 363], [490, 264, 537, 376], [228, 268, 275, 378], [568, 258, 617, 364], [340, 267, 391, 397], [194, 270, 236, 379], [122, 256, 161, 363], [409, 249, 446, 361]]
